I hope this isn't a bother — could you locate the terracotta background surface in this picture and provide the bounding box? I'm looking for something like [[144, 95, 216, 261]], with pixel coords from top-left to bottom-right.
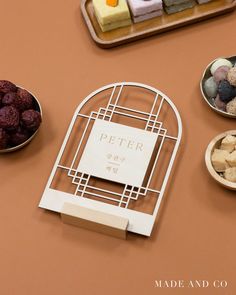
[[0, 1, 235, 294]]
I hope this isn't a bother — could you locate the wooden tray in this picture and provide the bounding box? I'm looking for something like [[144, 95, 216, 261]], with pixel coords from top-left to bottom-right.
[[81, 0, 236, 48]]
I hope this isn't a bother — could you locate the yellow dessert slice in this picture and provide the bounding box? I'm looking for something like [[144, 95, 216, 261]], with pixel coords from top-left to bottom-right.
[[211, 149, 230, 172], [98, 18, 131, 32], [93, 0, 131, 26]]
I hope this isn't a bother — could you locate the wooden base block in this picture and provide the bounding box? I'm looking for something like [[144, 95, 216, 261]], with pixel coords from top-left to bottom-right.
[[61, 203, 129, 239]]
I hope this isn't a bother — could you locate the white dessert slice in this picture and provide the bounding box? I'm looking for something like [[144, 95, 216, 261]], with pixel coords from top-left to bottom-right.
[[133, 10, 163, 23], [220, 135, 236, 153], [211, 149, 230, 172], [224, 167, 236, 183], [127, 0, 163, 23], [226, 150, 236, 167], [128, 0, 162, 16]]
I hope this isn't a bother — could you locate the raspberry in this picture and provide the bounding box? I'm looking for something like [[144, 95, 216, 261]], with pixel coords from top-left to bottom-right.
[[0, 128, 9, 149], [21, 109, 41, 131], [2, 92, 22, 110], [9, 126, 29, 146], [0, 106, 19, 130], [17, 88, 33, 111], [0, 80, 17, 94]]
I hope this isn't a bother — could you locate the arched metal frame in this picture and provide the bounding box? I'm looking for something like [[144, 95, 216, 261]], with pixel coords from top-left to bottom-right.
[[39, 82, 182, 236]]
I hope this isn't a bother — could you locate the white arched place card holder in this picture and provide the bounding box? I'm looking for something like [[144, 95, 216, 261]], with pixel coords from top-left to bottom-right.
[[39, 82, 182, 239]]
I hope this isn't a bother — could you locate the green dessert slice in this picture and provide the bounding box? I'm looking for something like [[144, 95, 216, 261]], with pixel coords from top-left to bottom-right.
[[164, 0, 196, 14]]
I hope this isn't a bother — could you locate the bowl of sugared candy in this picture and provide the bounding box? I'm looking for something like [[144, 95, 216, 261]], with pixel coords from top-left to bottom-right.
[[205, 130, 236, 190], [200, 56, 236, 118], [0, 80, 42, 153]]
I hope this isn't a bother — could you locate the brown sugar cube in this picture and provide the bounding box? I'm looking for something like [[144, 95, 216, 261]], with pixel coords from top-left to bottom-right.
[[220, 135, 236, 153], [226, 150, 236, 167], [224, 167, 236, 183], [211, 149, 230, 172]]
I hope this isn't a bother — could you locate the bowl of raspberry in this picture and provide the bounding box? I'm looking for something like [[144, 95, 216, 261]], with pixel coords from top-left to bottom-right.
[[0, 80, 42, 153]]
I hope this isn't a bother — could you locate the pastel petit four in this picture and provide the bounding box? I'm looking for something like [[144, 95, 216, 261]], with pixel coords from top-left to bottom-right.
[[163, 0, 196, 14], [93, 0, 131, 32], [164, 0, 190, 6], [127, 0, 163, 23]]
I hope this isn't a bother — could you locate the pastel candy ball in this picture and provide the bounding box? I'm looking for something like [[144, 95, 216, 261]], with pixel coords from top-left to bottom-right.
[[204, 77, 217, 98], [210, 58, 233, 75], [213, 66, 230, 84], [226, 97, 236, 115], [214, 94, 226, 112], [227, 67, 236, 87], [218, 80, 236, 103]]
